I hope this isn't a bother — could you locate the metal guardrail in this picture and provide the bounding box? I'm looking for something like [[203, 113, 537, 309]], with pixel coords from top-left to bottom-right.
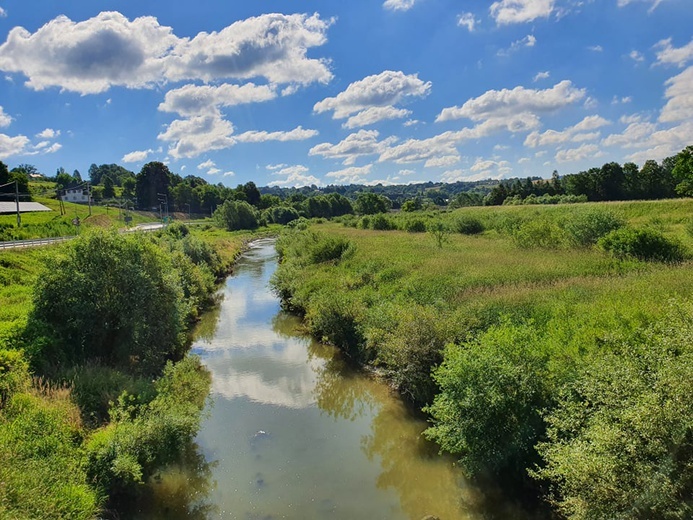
[[0, 236, 76, 250]]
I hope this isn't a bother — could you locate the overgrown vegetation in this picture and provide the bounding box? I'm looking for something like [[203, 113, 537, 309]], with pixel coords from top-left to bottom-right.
[[271, 199, 693, 519], [0, 226, 246, 518]]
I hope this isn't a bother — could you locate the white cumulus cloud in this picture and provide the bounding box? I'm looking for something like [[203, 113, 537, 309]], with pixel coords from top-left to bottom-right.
[[654, 38, 693, 68], [314, 70, 431, 128], [490, 0, 554, 25], [325, 164, 374, 184], [35, 128, 60, 139], [555, 143, 602, 163], [234, 126, 317, 143], [437, 80, 585, 123], [383, 0, 417, 12], [309, 129, 397, 165], [158, 114, 235, 159], [533, 71, 550, 82], [268, 164, 321, 187], [197, 159, 215, 170], [524, 115, 610, 148], [159, 83, 276, 117], [0, 133, 30, 159], [0, 106, 12, 127], [122, 148, 155, 163], [660, 66, 693, 123], [0, 11, 333, 95], [457, 13, 480, 32]]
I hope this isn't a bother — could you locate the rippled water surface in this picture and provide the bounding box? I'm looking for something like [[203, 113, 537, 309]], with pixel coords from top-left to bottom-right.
[[133, 238, 530, 520]]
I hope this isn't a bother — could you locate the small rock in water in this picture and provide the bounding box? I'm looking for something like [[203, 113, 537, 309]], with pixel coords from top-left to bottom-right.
[[421, 516, 440, 520]]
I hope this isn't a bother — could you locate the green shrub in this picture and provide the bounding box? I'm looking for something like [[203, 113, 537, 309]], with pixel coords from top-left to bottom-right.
[[378, 306, 450, 405], [287, 216, 309, 230], [404, 219, 427, 233], [534, 302, 693, 520], [370, 213, 395, 230], [487, 213, 526, 235], [308, 235, 354, 264], [564, 209, 624, 247], [85, 356, 210, 495], [213, 200, 258, 231], [428, 220, 450, 248], [180, 235, 223, 276], [306, 292, 368, 362], [513, 219, 565, 249], [27, 230, 187, 374], [0, 348, 30, 406], [598, 227, 687, 262], [267, 205, 300, 225], [453, 215, 484, 235], [358, 216, 371, 229], [65, 364, 156, 425], [425, 321, 555, 480], [163, 221, 190, 239], [684, 217, 693, 238], [275, 230, 355, 267]]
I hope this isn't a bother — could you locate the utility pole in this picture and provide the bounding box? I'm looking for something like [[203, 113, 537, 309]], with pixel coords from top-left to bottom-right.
[[157, 192, 169, 224], [88, 182, 92, 216], [15, 180, 21, 227]]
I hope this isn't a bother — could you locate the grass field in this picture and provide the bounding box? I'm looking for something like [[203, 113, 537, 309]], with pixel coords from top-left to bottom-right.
[[0, 196, 161, 240], [273, 199, 693, 518]]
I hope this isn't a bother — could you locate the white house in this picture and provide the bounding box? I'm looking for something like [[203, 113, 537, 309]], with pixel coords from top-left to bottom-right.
[[63, 187, 90, 203]]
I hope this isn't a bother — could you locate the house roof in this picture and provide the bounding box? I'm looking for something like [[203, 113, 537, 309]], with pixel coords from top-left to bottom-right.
[[0, 201, 52, 214]]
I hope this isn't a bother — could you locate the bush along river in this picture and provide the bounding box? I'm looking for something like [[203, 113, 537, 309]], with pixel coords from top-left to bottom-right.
[[130, 238, 534, 520]]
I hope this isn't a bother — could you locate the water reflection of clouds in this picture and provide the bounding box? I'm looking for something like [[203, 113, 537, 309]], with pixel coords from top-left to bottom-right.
[[194, 284, 281, 351], [209, 339, 323, 409]]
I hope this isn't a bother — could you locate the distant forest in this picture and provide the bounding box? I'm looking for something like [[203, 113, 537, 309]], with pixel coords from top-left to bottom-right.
[[2, 145, 692, 217]]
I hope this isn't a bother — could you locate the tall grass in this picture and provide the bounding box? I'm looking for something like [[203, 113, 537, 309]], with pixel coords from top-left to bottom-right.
[[271, 199, 693, 516]]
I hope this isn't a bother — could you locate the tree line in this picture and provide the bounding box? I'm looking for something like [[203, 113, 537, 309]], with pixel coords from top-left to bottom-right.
[[4, 144, 692, 215], [486, 146, 693, 205]]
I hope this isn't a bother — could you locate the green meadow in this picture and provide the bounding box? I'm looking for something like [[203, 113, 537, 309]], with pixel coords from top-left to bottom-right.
[[0, 197, 159, 241], [272, 199, 693, 519]]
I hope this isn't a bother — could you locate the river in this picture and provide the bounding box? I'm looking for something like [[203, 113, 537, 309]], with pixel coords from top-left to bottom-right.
[[131, 238, 532, 520]]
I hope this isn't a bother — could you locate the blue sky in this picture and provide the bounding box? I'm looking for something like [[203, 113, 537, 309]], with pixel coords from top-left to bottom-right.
[[0, 0, 690, 187]]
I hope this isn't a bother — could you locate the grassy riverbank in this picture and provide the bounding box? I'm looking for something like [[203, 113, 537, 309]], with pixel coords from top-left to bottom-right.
[[271, 199, 693, 519], [0, 224, 258, 518], [0, 197, 161, 241]]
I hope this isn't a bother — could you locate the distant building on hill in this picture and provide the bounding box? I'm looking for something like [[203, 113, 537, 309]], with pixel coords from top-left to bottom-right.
[[63, 187, 90, 204]]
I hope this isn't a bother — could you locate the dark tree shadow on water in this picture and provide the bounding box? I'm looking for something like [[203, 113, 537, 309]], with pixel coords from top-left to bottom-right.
[[104, 441, 219, 520]]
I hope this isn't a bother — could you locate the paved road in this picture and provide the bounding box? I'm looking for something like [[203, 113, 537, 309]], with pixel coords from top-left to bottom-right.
[[0, 222, 166, 250]]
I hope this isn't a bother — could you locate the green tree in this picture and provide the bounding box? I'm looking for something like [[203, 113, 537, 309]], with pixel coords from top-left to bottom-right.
[[241, 181, 261, 206], [55, 168, 74, 191], [672, 146, 693, 196], [103, 175, 115, 198], [401, 197, 422, 212], [27, 231, 187, 374], [354, 192, 391, 215], [135, 162, 172, 210], [213, 200, 258, 231], [121, 176, 135, 199]]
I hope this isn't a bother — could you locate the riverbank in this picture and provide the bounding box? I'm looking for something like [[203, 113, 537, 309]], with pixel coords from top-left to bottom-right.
[[130, 238, 536, 519], [0, 224, 262, 518], [270, 200, 693, 519]]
